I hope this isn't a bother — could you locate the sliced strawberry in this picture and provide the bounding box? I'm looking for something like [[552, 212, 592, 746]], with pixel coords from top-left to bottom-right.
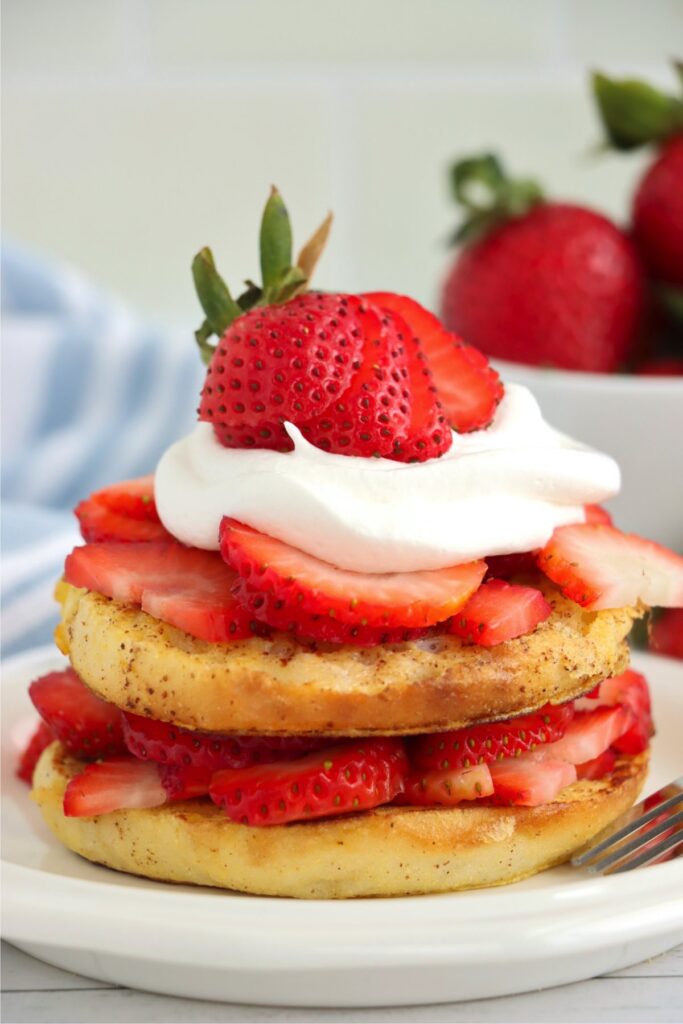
[[378, 306, 452, 461], [397, 763, 493, 806], [122, 712, 323, 771], [209, 738, 408, 826], [576, 748, 617, 781], [233, 582, 428, 646], [584, 504, 614, 526], [537, 523, 683, 609], [409, 702, 574, 771], [299, 303, 428, 461], [649, 608, 683, 660], [220, 518, 486, 631], [75, 476, 172, 544], [159, 764, 213, 800], [489, 758, 577, 807], [29, 668, 125, 759], [484, 551, 538, 580], [579, 670, 654, 755], [365, 292, 504, 433], [63, 757, 168, 817], [16, 721, 55, 784], [448, 579, 552, 646], [64, 542, 266, 643], [529, 706, 632, 765]]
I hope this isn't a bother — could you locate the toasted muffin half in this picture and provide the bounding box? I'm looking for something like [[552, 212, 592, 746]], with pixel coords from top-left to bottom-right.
[[58, 580, 638, 735], [33, 741, 648, 899]]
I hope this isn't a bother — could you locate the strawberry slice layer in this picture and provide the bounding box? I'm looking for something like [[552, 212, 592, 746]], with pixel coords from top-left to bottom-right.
[[64, 542, 266, 643], [16, 721, 55, 784], [220, 518, 486, 631], [75, 476, 172, 544], [63, 757, 168, 817], [397, 763, 493, 806], [301, 303, 419, 460], [448, 579, 552, 646], [537, 523, 683, 610], [29, 668, 125, 759], [209, 738, 408, 826], [379, 306, 452, 461], [122, 712, 323, 771], [410, 702, 574, 772], [233, 582, 428, 647], [527, 706, 632, 766], [576, 670, 653, 755], [365, 292, 503, 433], [489, 758, 577, 807], [159, 764, 213, 800], [576, 748, 617, 781]]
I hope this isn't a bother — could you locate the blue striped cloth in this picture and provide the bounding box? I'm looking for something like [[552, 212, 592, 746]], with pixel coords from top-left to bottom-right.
[[1, 242, 205, 656]]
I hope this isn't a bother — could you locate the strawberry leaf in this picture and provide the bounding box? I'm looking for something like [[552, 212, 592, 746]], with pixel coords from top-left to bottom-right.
[[192, 248, 242, 335], [592, 71, 683, 150], [450, 153, 543, 244], [260, 187, 293, 295]]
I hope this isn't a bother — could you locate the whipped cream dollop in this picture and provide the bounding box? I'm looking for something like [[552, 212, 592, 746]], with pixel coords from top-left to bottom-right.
[[154, 384, 620, 574]]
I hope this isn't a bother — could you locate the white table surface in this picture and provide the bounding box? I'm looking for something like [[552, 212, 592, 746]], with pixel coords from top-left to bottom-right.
[[2, 940, 682, 1023]]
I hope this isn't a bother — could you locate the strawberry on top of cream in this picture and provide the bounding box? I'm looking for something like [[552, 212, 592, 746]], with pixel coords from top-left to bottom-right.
[[154, 383, 620, 574]]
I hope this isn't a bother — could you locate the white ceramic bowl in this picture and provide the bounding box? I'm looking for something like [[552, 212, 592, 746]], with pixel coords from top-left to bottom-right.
[[493, 360, 683, 552]]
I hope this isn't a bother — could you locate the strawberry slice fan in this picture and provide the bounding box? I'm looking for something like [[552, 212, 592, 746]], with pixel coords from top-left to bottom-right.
[[21, 187, 683, 900]]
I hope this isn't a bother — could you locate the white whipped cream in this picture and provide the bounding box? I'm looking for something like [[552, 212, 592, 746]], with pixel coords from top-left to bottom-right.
[[154, 384, 620, 574]]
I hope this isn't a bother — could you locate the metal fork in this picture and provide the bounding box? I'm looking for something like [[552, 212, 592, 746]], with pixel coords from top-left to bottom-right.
[[572, 777, 683, 875]]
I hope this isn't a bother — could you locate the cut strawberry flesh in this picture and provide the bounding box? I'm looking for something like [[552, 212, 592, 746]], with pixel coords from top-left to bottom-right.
[[575, 670, 653, 755], [448, 579, 552, 646], [398, 763, 493, 806], [122, 712, 324, 771], [75, 476, 172, 544], [63, 757, 168, 817], [576, 748, 617, 781], [29, 668, 125, 760], [220, 518, 486, 631], [364, 293, 504, 433], [409, 702, 574, 771], [209, 738, 408, 826], [489, 758, 577, 807], [537, 523, 683, 610], [159, 764, 213, 800], [528, 706, 632, 765], [64, 542, 265, 643], [16, 721, 55, 784]]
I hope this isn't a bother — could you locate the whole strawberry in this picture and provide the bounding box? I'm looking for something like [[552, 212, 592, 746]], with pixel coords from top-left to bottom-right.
[[593, 67, 683, 290], [440, 154, 645, 372], [194, 189, 451, 461]]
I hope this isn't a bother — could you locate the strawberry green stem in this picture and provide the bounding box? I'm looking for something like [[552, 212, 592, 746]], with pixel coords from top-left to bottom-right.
[[450, 153, 543, 244], [592, 66, 683, 151], [191, 188, 332, 365]]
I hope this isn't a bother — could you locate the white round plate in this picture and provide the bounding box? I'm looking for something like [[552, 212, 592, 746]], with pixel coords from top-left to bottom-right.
[[2, 645, 682, 1008]]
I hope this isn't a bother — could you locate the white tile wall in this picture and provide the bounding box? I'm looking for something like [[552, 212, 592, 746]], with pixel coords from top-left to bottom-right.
[[2, 0, 679, 327]]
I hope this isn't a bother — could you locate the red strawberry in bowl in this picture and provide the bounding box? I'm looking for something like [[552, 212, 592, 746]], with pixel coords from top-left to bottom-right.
[[593, 67, 683, 290], [440, 153, 645, 372]]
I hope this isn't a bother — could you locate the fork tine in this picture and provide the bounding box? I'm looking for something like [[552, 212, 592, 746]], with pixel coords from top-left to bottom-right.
[[585, 809, 683, 874], [572, 789, 683, 867], [608, 827, 683, 874]]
